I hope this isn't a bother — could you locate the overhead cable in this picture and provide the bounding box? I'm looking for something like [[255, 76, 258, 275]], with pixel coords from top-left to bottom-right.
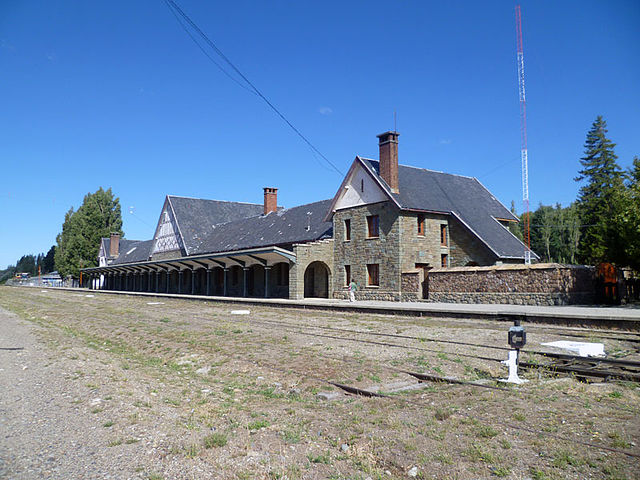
[[163, 0, 344, 176]]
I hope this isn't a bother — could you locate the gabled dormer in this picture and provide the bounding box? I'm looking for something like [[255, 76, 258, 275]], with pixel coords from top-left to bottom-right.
[[150, 197, 186, 260]]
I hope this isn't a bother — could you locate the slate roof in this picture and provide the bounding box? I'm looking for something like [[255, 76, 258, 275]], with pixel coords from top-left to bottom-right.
[[167, 196, 265, 255], [189, 199, 333, 255], [359, 158, 533, 260], [101, 238, 154, 265]]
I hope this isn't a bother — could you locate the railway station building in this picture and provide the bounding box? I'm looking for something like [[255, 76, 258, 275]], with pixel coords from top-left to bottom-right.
[[84, 132, 533, 301]]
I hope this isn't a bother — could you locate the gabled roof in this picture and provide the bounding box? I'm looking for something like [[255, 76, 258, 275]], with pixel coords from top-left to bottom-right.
[[329, 156, 533, 260], [166, 196, 265, 255], [111, 239, 154, 264], [190, 199, 333, 255], [100, 238, 154, 264]]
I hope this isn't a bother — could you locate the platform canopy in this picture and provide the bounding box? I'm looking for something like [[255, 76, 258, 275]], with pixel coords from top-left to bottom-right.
[[81, 245, 296, 275]]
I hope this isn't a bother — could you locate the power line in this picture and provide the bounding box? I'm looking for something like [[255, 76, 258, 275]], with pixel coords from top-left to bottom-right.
[[165, 2, 256, 95], [163, 0, 344, 176]]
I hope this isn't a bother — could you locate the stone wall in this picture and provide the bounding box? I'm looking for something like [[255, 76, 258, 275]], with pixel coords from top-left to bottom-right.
[[333, 202, 402, 301], [290, 239, 334, 300], [400, 271, 420, 302], [427, 263, 596, 305]]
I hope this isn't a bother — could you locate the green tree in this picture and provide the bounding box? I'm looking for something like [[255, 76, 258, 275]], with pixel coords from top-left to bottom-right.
[[42, 245, 56, 273], [615, 157, 640, 270], [574, 116, 627, 265], [55, 187, 123, 278], [16, 255, 37, 276], [508, 200, 524, 241], [0, 265, 16, 284], [559, 203, 581, 264]]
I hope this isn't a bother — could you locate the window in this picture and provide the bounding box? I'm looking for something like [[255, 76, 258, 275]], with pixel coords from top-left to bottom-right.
[[367, 215, 379, 238], [441, 254, 448, 268], [367, 264, 379, 286], [440, 224, 448, 246], [344, 265, 351, 286], [344, 219, 351, 241], [417, 214, 425, 236], [361, 179, 364, 193]]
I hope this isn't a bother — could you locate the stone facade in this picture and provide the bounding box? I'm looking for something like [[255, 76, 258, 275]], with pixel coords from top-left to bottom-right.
[[332, 202, 403, 301], [290, 239, 334, 300], [427, 263, 596, 305], [398, 212, 449, 272], [448, 217, 497, 267]]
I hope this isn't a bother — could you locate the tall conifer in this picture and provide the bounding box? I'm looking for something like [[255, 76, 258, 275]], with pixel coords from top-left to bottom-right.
[[575, 116, 626, 264]]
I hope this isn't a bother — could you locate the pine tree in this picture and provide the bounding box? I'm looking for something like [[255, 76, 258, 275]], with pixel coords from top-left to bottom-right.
[[55, 187, 123, 278], [574, 116, 626, 265], [42, 245, 56, 273], [616, 157, 640, 270]]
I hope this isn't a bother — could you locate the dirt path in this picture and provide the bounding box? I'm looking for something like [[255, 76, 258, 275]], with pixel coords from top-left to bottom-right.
[[0, 307, 131, 478]]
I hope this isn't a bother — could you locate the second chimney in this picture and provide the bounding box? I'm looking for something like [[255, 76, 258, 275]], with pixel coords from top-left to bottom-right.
[[109, 232, 120, 257], [263, 187, 278, 215], [377, 131, 400, 194]]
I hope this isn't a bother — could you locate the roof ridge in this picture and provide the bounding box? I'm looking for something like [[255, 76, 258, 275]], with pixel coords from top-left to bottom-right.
[[210, 198, 333, 229], [360, 158, 477, 180], [167, 195, 262, 206]]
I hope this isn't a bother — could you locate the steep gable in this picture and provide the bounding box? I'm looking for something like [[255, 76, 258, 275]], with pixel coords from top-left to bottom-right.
[[333, 160, 389, 210], [151, 198, 186, 257]]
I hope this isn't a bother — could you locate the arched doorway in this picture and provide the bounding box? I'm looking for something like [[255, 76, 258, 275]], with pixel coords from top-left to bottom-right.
[[304, 261, 330, 298]]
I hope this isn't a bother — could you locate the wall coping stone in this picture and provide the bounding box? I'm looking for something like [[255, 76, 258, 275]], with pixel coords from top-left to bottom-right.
[[429, 263, 594, 274]]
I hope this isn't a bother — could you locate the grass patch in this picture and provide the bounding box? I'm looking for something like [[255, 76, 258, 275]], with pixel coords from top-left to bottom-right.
[[307, 451, 331, 464], [103, 420, 114, 428], [203, 432, 227, 448], [248, 419, 270, 431], [552, 450, 583, 469], [476, 424, 499, 439]]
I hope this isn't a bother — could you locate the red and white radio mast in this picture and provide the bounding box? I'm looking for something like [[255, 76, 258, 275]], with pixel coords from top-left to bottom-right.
[[515, 5, 532, 264]]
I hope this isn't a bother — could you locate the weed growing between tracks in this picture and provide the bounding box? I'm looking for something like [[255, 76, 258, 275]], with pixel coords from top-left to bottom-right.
[[0, 287, 639, 479]]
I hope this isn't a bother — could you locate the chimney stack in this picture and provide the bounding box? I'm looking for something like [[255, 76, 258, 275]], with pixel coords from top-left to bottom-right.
[[263, 187, 278, 215], [109, 233, 120, 257], [377, 131, 400, 193]]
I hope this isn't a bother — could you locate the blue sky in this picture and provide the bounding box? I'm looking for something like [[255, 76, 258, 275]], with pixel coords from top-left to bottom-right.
[[1, 0, 639, 269]]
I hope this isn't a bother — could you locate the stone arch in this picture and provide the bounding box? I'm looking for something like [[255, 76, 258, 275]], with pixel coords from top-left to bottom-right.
[[304, 261, 331, 298]]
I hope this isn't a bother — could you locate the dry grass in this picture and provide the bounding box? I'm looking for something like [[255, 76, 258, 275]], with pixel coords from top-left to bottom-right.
[[1, 286, 639, 479]]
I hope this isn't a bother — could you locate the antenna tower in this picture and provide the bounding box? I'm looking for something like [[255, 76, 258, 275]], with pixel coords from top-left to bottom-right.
[[515, 5, 531, 264]]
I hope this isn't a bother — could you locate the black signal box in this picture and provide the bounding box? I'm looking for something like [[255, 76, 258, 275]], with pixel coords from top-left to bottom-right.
[[508, 326, 526, 349]]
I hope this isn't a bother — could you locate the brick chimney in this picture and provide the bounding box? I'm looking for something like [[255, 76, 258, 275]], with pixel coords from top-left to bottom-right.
[[377, 131, 400, 193], [263, 187, 278, 215], [109, 233, 120, 257]]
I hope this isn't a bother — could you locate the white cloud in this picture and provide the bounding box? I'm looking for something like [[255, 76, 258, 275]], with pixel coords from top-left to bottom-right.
[[318, 106, 333, 115], [439, 139, 452, 145]]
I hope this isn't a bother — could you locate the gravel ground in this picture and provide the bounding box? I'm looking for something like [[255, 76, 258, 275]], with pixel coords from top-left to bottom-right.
[[0, 287, 639, 480]]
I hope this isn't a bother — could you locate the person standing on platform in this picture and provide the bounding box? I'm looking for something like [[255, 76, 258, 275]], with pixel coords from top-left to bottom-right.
[[348, 278, 358, 302]]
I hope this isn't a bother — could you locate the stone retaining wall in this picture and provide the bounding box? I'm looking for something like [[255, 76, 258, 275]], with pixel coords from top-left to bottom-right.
[[427, 263, 596, 306]]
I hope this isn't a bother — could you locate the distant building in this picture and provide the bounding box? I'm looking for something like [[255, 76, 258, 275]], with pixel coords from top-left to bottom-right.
[[84, 132, 534, 300]]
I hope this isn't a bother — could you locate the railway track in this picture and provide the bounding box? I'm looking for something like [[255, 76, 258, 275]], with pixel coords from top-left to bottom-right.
[[221, 315, 640, 383]]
